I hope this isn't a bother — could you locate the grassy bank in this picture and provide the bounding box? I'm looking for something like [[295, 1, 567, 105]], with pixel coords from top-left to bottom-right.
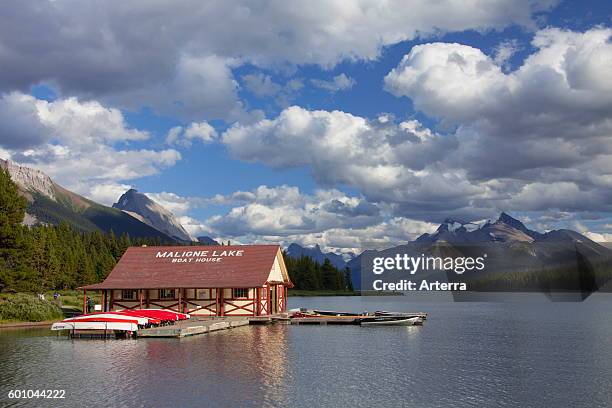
[[0, 291, 102, 324], [0, 293, 64, 324], [42, 290, 101, 311]]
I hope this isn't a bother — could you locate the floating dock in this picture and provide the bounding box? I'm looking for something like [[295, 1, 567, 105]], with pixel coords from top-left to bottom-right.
[[56, 311, 428, 338], [137, 316, 250, 338]]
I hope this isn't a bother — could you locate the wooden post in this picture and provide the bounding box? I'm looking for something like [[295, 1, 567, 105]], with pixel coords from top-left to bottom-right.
[[101, 290, 105, 312], [219, 288, 224, 317], [177, 288, 182, 313], [145, 289, 150, 308], [252, 288, 256, 316], [267, 286, 271, 315], [276, 285, 280, 314], [82, 289, 87, 314], [109, 289, 114, 311], [285, 286, 288, 311], [215, 289, 219, 316], [256, 287, 261, 316], [139, 289, 143, 309]]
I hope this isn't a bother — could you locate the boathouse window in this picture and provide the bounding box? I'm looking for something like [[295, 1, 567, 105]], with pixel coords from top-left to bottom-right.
[[159, 289, 175, 299], [121, 290, 137, 300], [196, 289, 210, 300], [233, 288, 248, 298]]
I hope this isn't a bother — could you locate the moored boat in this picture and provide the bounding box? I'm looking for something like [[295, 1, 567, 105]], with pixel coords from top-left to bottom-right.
[[51, 320, 139, 332], [64, 312, 157, 326], [359, 316, 422, 326], [375, 311, 428, 320], [113, 309, 189, 323], [313, 309, 359, 317]]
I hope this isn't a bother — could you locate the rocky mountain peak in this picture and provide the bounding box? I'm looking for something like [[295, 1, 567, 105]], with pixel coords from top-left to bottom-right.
[[0, 159, 56, 200], [498, 212, 523, 227], [113, 189, 195, 242], [495, 211, 540, 239]]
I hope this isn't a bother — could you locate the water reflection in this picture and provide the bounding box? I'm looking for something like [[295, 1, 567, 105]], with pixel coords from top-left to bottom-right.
[[1, 296, 612, 407]]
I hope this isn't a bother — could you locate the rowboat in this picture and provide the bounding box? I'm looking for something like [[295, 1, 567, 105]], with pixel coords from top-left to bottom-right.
[[359, 316, 422, 326], [51, 320, 139, 332], [121, 309, 190, 321], [64, 313, 157, 326], [313, 309, 358, 317], [375, 311, 428, 320]]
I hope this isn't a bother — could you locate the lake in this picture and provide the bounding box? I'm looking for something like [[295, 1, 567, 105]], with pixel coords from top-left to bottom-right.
[[1, 293, 612, 407]]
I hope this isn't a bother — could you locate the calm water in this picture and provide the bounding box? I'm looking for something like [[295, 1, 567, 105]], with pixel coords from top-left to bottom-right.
[[1, 294, 612, 407]]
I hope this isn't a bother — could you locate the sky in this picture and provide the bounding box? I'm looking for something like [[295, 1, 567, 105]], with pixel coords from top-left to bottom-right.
[[0, 0, 611, 253]]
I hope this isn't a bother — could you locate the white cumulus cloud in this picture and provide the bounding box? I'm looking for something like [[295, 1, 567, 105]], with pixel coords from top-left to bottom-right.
[[166, 121, 217, 146], [0, 1, 555, 120], [0, 92, 181, 202], [311, 74, 356, 92]]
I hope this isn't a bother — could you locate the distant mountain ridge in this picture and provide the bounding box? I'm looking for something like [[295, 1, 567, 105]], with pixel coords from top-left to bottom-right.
[[415, 212, 593, 245], [285, 243, 351, 270], [113, 189, 195, 242], [348, 212, 610, 290], [197, 236, 219, 245], [0, 159, 174, 241]]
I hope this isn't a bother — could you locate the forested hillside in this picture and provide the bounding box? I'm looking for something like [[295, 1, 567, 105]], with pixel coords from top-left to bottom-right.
[[283, 254, 353, 292]]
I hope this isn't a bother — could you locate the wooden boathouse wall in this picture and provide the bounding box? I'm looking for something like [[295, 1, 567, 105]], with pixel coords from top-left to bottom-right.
[[103, 285, 288, 316]]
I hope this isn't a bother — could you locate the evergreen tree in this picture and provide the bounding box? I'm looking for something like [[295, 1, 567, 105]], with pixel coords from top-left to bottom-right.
[[282, 251, 352, 291], [0, 168, 32, 291], [345, 267, 354, 291], [321, 258, 336, 289]]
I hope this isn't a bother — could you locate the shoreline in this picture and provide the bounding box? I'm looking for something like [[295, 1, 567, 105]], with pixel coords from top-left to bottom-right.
[[0, 320, 55, 329]]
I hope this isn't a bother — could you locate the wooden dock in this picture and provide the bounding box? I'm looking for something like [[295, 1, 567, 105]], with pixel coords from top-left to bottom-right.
[[290, 316, 358, 325], [133, 311, 428, 337], [137, 317, 250, 338]]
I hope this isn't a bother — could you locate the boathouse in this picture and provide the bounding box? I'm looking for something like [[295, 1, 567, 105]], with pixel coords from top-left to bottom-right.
[[79, 245, 292, 316]]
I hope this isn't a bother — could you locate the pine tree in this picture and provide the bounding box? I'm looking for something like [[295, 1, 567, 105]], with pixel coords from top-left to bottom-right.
[[321, 258, 336, 289], [345, 267, 354, 291], [0, 168, 32, 291]]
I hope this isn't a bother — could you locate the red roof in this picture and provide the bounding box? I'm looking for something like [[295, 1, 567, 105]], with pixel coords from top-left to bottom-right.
[[80, 245, 288, 290]]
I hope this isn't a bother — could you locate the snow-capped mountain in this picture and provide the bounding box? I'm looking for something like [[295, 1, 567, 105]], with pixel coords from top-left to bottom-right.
[[348, 212, 610, 290], [113, 189, 195, 242], [416, 212, 545, 243]]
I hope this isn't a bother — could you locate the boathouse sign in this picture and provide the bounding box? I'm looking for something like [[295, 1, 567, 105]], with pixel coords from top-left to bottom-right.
[[156, 249, 245, 263]]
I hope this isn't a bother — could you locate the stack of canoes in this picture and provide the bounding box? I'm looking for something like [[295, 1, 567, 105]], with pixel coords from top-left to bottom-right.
[[51, 309, 190, 334]]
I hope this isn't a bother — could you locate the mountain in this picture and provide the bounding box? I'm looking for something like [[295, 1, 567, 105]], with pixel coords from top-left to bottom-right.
[[197, 236, 219, 245], [415, 213, 538, 243], [349, 212, 611, 291], [415, 212, 600, 247], [112, 189, 195, 242], [285, 243, 350, 270], [0, 159, 174, 241]]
